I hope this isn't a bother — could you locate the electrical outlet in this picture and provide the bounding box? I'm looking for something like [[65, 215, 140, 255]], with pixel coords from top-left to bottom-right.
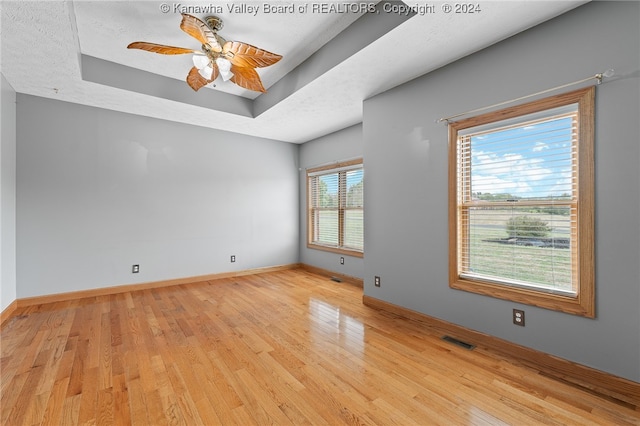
[[132, 264, 140, 273], [513, 309, 525, 326], [340, 257, 344, 265], [374, 276, 381, 287], [230, 255, 236, 263]]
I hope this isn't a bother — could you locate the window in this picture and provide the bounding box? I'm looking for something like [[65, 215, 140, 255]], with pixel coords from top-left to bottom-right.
[[307, 159, 363, 257], [449, 87, 594, 317]]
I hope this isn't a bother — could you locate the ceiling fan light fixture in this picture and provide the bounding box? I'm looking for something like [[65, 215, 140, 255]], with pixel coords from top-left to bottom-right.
[[192, 53, 209, 69], [215, 57, 234, 81], [199, 65, 214, 80], [192, 54, 214, 79]]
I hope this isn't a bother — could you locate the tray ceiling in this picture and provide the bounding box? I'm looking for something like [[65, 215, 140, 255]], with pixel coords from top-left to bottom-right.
[[1, 1, 586, 143]]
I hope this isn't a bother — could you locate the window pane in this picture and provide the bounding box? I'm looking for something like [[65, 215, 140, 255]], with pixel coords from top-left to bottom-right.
[[465, 114, 576, 202], [314, 209, 339, 246], [461, 206, 573, 292], [344, 169, 364, 250], [344, 209, 363, 250], [307, 160, 363, 255], [345, 169, 364, 208], [318, 174, 339, 208], [457, 106, 578, 294]]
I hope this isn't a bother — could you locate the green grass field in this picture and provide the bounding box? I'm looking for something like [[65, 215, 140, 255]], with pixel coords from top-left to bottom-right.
[[315, 208, 572, 291], [314, 210, 363, 250], [465, 211, 572, 291]]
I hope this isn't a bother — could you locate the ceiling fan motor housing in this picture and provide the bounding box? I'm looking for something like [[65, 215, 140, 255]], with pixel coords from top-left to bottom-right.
[[204, 16, 224, 32]]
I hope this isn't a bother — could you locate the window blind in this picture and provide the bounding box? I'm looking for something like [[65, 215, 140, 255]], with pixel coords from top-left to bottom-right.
[[456, 105, 579, 294], [344, 168, 364, 250], [308, 161, 363, 253]]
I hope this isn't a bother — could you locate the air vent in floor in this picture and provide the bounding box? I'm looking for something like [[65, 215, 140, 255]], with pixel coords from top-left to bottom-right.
[[441, 335, 476, 350]]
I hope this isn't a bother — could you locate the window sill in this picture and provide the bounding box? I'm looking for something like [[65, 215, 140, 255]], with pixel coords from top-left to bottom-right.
[[307, 243, 364, 258], [450, 276, 594, 318]]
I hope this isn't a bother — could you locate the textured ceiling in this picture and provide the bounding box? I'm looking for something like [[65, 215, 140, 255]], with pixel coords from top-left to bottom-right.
[[1, 1, 586, 143]]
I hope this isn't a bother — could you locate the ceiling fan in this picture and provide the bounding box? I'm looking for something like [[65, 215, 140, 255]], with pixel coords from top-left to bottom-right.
[[127, 13, 282, 93]]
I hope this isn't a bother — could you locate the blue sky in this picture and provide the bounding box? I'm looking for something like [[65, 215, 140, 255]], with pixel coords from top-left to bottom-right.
[[320, 169, 363, 195], [470, 115, 574, 199]]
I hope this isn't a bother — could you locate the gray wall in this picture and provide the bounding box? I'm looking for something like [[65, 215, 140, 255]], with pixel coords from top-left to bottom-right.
[[1, 74, 17, 311], [363, 1, 640, 382], [299, 124, 364, 279], [16, 95, 299, 298]]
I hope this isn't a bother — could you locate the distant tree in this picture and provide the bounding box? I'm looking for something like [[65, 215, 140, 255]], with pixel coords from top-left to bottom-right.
[[506, 216, 551, 238], [318, 180, 337, 208], [474, 192, 520, 201], [539, 206, 570, 216], [347, 180, 363, 207]]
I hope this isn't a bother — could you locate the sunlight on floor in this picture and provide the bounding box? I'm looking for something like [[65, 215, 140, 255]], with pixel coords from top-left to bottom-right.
[[309, 298, 365, 354]]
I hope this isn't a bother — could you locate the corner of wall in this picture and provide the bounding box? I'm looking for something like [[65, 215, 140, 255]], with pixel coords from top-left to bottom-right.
[[298, 124, 365, 279], [0, 73, 18, 313]]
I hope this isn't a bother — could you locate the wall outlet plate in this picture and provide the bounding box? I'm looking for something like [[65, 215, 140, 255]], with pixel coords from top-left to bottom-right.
[[340, 257, 344, 265], [230, 255, 236, 263], [132, 264, 140, 273], [374, 276, 381, 287], [513, 309, 525, 326]]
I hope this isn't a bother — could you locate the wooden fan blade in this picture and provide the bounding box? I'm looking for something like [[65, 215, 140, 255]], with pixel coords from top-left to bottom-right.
[[127, 42, 195, 55], [186, 66, 218, 91], [230, 66, 266, 93], [223, 41, 282, 68], [180, 13, 221, 51]]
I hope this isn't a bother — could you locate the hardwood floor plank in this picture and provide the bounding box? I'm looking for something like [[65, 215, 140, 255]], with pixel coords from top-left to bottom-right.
[[76, 366, 100, 425], [96, 386, 115, 426], [2, 269, 638, 425], [189, 363, 232, 424], [60, 394, 81, 425], [0, 365, 28, 424], [203, 349, 249, 413], [124, 378, 148, 425], [5, 364, 45, 423], [98, 312, 113, 391], [142, 388, 168, 426], [256, 350, 305, 392], [164, 357, 207, 425], [372, 396, 433, 425], [246, 352, 326, 424], [234, 367, 295, 425], [111, 374, 131, 426], [40, 377, 69, 426], [229, 405, 255, 425]]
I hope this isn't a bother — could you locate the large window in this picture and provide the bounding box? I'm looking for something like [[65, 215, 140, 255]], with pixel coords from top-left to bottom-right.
[[449, 87, 594, 317], [307, 159, 363, 256]]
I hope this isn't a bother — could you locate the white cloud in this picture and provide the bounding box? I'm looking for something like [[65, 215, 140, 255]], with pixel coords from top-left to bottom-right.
[[472, 151, 554, 195], [532, 142, 549, 152]]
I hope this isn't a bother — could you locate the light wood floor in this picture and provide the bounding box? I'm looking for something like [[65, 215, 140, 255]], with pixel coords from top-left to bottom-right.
[[1, 269, 638, 425]]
